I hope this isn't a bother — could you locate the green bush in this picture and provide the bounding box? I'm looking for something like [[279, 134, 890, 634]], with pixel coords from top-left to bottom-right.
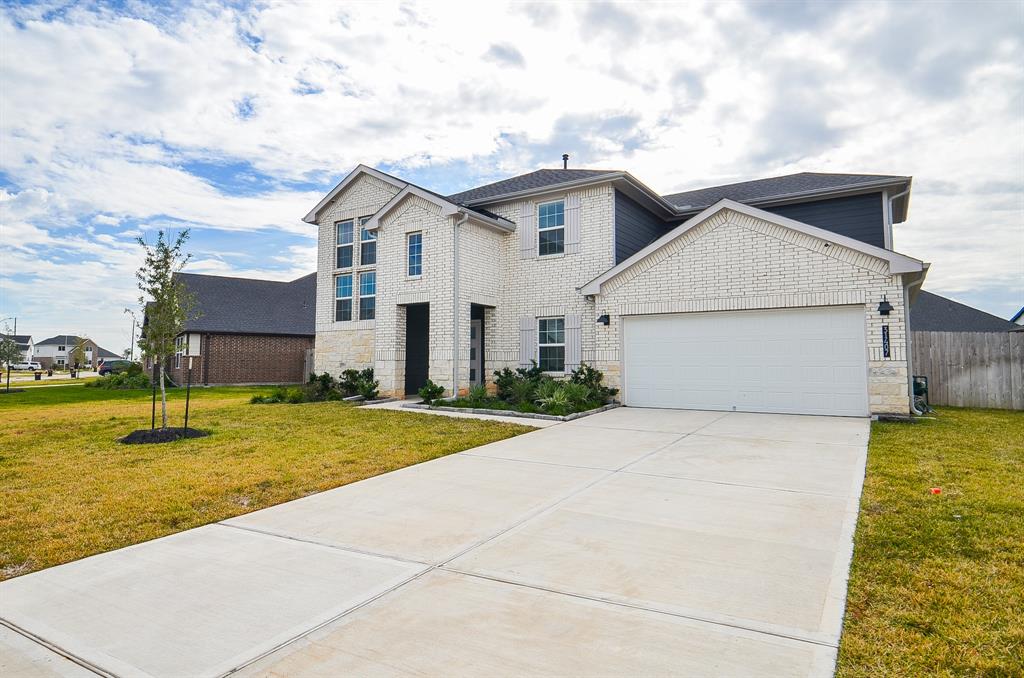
[[418, 379, 445, 404], [466, 384, 489, 406], [569, 363, 618, 402], [86, 371, 150, 390], [494, 361, 544, 402], [558, 382, 595, 409], [536, 387, 572, 416]]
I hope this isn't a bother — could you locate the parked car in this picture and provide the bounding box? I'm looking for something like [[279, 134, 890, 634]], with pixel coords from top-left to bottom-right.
[[11, 361, 42, 371], [98, 359, 134, 376]]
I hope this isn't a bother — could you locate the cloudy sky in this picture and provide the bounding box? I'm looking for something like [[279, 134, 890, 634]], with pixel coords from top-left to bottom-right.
[[1, 0, 1021, 352]]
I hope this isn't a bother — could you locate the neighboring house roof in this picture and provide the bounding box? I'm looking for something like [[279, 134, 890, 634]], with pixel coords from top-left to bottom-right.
[[1011, 306, 1024, 324], [1, 334, 32, 344], [36, 334, 88, 346], [446, 169, 619, 204], [174, 272, 316, 336], [96, 347, 121, 359], [910, 291, 1017, 332], [581, 199, 926, 296], [662, 172, 906, 208]]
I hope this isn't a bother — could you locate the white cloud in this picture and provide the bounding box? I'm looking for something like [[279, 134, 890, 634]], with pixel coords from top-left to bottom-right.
[[1, 0, 1022, 352]]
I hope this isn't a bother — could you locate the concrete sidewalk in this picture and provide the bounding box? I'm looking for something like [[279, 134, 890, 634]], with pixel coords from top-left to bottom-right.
[[0, 408, 869, 677]]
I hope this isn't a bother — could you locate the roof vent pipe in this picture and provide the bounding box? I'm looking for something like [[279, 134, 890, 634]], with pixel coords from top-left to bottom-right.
[[562, 153, 569, 169]]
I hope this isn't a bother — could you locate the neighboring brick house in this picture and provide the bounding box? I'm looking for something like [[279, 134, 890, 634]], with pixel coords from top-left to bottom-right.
[[306, 165, 928, 416], [146, 273, 315, 385]]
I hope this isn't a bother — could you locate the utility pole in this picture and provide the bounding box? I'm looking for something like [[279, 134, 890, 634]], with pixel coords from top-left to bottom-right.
[[124, 309, 138, 361]]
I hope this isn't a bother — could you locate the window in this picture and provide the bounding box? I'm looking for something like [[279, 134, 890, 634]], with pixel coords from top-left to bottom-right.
[[407, 232, 422, 276], [335, 274, 353, 322], [538, 317, 565, 372], [174, 335, 185, 369], [538, 200, 565, 256], [359, 217, 376, 266], [57, 345, 65, 352], [335, 220, 354, 269], [359, 271, 376, 320]]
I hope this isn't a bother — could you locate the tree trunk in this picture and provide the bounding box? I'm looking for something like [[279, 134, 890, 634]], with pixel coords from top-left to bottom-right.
[[159, 362, 168, 429]]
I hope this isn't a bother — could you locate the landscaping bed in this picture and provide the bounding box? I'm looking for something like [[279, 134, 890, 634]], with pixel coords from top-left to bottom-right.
[[120, 427, 210, 444], [415, 362, 619, 419]]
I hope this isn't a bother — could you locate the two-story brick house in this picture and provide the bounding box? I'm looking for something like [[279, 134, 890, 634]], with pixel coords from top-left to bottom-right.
[[306, 165, 928, 417]]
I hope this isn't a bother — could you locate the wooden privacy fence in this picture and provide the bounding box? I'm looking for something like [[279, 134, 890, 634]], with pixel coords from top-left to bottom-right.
[[911, 331, 1024, 410], [303, 348, 315, 381]]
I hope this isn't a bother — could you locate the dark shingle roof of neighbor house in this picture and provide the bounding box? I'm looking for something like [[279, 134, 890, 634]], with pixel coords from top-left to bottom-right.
[[910, 291, 1017, 332], [446, 169, 618, 204], [36, 334, 86, 346], [174, 272, 316, 336], [662, 172, 910, 210], [96, 347, 121, 359], [1, 334, 32, 345]]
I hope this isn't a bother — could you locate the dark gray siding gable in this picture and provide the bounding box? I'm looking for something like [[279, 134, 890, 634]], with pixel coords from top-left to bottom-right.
[[763, 192, 885, 249], [615, 190, 673, 263]]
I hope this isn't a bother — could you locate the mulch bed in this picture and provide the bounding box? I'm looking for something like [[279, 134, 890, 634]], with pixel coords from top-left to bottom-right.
[[120, 428, 210, 445]]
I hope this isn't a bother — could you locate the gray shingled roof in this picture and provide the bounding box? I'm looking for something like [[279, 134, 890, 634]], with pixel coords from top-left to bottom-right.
[[663, 172, 909, 210], [36, 334, 86, 346], [446, 169, 618, 204], [175, 272, 315, 336], [910, 291, 1016, 332], [1, 334, 31, 345]]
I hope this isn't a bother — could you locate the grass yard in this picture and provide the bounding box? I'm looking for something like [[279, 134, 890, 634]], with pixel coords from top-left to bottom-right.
[[0, 385, 531, 580], [838, 407, 1023, 676]]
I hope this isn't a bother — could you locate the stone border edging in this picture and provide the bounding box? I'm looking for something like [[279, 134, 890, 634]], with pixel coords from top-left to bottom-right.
[[401, 401, 620, 422]]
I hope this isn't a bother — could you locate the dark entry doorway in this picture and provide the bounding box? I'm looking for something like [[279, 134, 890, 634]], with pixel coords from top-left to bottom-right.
[[404, 304, 429, 396]]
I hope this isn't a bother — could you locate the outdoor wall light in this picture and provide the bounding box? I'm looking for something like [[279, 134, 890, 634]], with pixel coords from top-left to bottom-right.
[[877, 297, 893, 316], [597, 314, 610, 325]]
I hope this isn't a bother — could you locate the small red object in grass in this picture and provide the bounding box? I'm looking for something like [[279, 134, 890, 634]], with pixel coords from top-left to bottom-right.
[[930, 487, 942, 495]]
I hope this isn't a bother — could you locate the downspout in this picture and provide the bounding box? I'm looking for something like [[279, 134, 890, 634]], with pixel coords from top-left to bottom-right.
[[452, 211, 469, 396], [904, 275, 925, 415], [886, 187, 911, 250]]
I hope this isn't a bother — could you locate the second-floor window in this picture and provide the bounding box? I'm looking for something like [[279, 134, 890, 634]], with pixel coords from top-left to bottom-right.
[[360, 220, 377, 266], [408, 232, 422, 276], [335, 273, 352, 322], [538, 200, 565, 256], [57, 345, 66, 352], [336, 220, 354, 269], [359, 271, 376, 320]]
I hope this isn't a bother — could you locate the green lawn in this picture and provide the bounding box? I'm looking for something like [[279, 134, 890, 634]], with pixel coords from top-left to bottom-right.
[[838, 407, 1023, 676], [0, 385, 532, 580]]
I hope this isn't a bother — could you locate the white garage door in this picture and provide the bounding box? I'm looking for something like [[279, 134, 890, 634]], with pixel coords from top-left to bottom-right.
[[623, 306, 869, 416]]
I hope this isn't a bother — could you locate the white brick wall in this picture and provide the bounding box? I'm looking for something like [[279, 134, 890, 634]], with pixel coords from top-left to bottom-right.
[[313, 173, 911, 414], [591, 209, 911, 415]]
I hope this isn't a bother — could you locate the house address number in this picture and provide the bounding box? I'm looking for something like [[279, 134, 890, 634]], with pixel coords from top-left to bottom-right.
[[882, 325, 890, 358]]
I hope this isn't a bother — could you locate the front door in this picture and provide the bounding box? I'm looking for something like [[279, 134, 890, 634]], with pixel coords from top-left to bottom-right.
[[404, 304, 430, 396], [470, 319, 483, 385]]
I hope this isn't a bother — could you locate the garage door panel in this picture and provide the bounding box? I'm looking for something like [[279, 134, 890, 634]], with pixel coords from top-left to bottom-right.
[[623, 307, 868, 417]]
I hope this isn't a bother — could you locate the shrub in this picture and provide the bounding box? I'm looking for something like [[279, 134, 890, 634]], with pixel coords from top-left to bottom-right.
[[306, 372, 342, 401], [418, 379, 445, 404], [533, 377, 559, 402], [356, 376, 379, 400], [569, 363, 618, 402], [508, 378, 538, 405], [466, 384, 489, 406], [339, 368, 377, 398], [494, 361, 544, 402], [559, 382, 595, 409], [536, 387, 572, 416], [86, 371, 150, 390]]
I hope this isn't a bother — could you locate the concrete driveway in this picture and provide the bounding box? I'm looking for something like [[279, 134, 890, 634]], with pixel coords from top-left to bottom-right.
[[0, 408, 869, 677]]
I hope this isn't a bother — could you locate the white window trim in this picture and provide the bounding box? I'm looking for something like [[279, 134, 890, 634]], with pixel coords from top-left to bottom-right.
[[174, 336, 184, 369], [537, 199, 566, 257], [359, 216, 376, 267], [358, 271, 376, 321], [334, 273, 353, 322], [407, 231, 423, 278], [537, 316, 565, 373], [335, 219, 354, 270]]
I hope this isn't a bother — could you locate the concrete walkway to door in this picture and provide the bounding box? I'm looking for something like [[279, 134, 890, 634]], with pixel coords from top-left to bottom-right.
[[0, 408, 869, 678]]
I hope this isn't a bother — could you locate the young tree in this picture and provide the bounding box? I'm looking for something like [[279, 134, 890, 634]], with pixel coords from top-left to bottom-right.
[[136, 230, 194, 429], [71, 335, 89, 369], [0, 335, 20, 393]]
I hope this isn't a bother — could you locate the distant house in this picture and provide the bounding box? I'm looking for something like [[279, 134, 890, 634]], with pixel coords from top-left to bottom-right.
[[34, 335, 120, 369], [1, 334, 33, 363], [910, 291, 1017, 332], [144, 272, 315, 385]]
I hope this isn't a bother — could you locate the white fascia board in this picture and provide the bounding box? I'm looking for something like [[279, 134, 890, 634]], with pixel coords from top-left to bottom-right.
[[580, 199, 925, 296], [302, 165, 407, 224], [364, 185, 514, 233]]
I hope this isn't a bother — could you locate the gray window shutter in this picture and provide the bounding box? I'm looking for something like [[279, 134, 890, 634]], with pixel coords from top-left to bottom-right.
[[519, 202, 535, 259], [519, 316, 536, 368], [565, 195, 582, 254], [565, 314, 582, 373]]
